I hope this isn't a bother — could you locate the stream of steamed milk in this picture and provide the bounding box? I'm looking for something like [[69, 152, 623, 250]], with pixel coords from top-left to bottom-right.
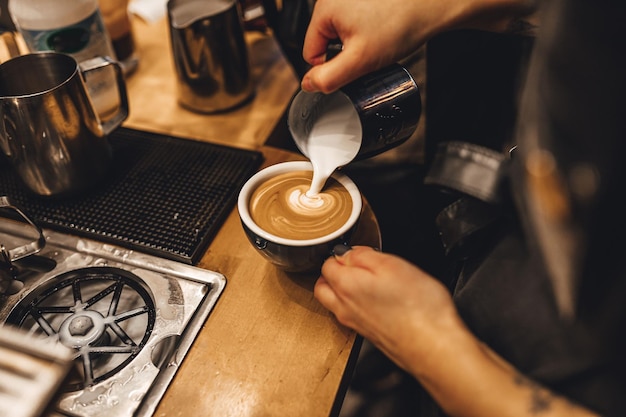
[[303, 93, 361, 197]]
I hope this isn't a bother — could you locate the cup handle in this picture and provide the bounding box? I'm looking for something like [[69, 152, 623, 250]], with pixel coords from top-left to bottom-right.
[[79, 56, 130, 136]]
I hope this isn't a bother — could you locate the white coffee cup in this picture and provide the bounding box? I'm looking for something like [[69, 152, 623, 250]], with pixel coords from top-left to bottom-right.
[[237, 161, 362, 272]]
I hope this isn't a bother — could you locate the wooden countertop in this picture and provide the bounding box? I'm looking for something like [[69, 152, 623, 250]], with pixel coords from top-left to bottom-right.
[[0, 13, 378, 417], [120, 16, 380, 417], [123, 16, 299, 151], [156, 147, 380, 417]]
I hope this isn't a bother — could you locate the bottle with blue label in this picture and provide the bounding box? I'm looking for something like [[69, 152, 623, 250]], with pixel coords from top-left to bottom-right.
[[8, 0, 120, 118]]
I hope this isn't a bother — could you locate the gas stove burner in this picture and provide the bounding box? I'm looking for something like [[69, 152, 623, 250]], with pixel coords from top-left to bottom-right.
[[6, 267, 157, 391], [0, 220, 226, 417]]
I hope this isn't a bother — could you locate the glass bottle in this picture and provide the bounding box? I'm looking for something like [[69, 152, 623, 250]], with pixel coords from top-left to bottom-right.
[[8, 0, 119, 118], [98, 0, 139, 75]]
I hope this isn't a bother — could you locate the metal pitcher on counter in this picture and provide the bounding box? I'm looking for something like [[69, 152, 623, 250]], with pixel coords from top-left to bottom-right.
[[0, 52, 129, 196], [167, 0, 254, 113]]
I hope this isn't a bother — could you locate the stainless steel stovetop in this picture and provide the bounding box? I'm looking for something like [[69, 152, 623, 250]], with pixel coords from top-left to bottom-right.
[[0, 199, 226, 417]]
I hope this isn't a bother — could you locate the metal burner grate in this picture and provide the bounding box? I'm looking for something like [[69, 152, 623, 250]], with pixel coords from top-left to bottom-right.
[[6, 267, 156, 391], [0, 128, 263, 264]]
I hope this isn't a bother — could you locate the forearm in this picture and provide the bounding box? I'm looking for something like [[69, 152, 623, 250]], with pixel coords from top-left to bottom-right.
[[389, 0, 540, 45], [302, 0, 540, 92], [442, 0, 540, 34], [397, 316, 598, 417]]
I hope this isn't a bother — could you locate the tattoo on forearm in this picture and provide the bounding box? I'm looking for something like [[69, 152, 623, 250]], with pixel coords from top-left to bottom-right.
[[514, 374, 553, 414]]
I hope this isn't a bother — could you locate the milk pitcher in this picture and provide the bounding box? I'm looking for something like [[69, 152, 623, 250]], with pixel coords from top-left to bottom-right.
[[288, 63, 421, 167], [168, 0, 254, 113], [0, 52, 129, 196]]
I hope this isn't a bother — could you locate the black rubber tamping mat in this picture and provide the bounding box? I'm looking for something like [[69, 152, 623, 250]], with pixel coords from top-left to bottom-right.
[[0, 127, 264, 265]]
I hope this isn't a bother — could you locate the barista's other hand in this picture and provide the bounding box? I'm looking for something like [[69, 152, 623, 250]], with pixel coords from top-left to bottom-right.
[[316, 246, 602, 417], [314, 246, 459, 372]]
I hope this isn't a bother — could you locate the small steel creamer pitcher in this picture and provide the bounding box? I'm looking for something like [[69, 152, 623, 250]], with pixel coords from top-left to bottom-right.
[[168, 0, 254, 113]]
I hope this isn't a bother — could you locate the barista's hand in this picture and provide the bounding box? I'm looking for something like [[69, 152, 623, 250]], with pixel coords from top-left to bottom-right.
[[301, 0, 538, 93], [301, 0, 436, 93], [315, 246, 601, 417], [314, 246, 460, 372]]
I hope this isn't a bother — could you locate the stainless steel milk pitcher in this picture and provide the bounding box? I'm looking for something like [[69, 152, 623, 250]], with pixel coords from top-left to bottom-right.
[[168, 0, 254, 113], [0, 52, 129, 196], [288, 63, 421, 163]]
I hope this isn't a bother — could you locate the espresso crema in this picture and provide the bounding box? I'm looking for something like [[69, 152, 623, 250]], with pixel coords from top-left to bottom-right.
[[250, 170, 353, 240]]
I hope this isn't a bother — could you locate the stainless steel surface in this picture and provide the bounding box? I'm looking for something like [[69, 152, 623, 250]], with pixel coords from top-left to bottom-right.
[[0, 196, 45, 262], [0, 52, 129, 196], [0, 197, 45, 293], [0, 217, 226, 417], [167, 0, 253, 113], [0, 326, 73, 417]]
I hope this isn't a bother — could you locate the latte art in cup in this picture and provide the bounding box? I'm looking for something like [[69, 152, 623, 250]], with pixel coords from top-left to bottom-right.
[[250, 171, 353, 240], [238, 161, 362, 271]]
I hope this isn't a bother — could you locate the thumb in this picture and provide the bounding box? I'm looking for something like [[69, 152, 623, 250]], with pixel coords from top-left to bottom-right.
[[301, 50, 373, 93]]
